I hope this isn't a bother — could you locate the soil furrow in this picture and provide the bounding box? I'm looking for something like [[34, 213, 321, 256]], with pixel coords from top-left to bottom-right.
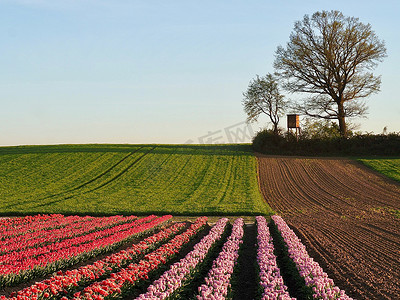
[[256, 154, 400, 300]]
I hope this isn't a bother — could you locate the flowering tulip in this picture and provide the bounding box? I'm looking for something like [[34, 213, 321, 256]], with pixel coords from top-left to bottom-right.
[[135, 218, 229, 300], [272, 215, 352, 300], [196, 218, 244, 300]]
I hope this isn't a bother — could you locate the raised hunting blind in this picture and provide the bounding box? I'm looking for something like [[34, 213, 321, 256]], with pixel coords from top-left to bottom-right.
[[287, 114, 299, 128], [287, 114, 300, 139]]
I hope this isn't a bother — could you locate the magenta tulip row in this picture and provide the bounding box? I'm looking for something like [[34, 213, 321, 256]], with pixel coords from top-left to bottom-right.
[[3, 220, 185, 300], [135, 217, 229, 300], [256, 216, 294, 300], [0, 215, 137, 255], [271, 215, 352, 300], [197, 218, 244, 300]]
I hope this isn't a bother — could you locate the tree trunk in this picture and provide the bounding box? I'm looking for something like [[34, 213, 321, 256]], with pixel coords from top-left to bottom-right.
[[337, 102, 347, 138], [273, 122, 279, 135]]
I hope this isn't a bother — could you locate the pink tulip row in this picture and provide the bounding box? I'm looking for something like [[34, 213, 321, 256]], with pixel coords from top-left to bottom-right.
[[135, 217, 229, 300], [73, 217, 208, 300], [0, 215, 171, 287], [271, 215, 352, 300], [1, 215, 137, 255], [197, 218, 244, 300], [256, 216, 294, 300], [2, 220, 185, 300]]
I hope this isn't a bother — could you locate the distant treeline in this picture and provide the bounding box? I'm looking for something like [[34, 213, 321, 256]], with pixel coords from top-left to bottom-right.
[[253, 130, 400, 156]]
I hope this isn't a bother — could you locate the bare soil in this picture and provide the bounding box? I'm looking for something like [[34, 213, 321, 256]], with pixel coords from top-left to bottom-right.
[[233, 224, 258, 300], [256, 154, 400, 300]]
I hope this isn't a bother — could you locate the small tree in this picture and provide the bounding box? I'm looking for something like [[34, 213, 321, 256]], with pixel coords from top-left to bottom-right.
[[301, 119, 341, 139], [274, 10, 387, 137], [242, 74, 286, 135]]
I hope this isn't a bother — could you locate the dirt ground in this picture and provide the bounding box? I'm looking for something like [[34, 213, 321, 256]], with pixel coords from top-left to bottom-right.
[[256, 154, 400, 300]]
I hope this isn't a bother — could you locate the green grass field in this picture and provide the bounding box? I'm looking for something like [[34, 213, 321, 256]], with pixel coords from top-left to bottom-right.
[[0, 144, 271, 216], [359, 158, 400, 183]]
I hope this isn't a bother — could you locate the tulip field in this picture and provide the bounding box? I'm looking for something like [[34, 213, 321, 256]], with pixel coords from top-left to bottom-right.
[[0, 214, 355, 300]]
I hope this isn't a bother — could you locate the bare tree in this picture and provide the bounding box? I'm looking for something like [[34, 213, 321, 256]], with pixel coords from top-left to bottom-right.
[[274, 10, 386, 137], [243, 74, 286, 135]]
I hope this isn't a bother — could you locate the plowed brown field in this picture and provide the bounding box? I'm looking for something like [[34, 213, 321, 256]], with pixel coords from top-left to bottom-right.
[[257, 154, 400, 300]]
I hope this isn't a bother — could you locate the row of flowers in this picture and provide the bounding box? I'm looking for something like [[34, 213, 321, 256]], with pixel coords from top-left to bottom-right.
[[73, 217, 208, 300], [135, 217, 229, 299], [0, 215, 65, 239], [196, 218, 244, 300], [256, 216, 294, 300], [0, 215, 46, 230], [0, 216, 154, 274], [3, 221, 187, 300], [0, 215, 172, 288], [0, 215, 137, 255], [271, 215, 352, 300]]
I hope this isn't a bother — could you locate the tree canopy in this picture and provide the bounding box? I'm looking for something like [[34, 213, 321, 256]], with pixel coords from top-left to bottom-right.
[[274, 10, 386, 137], [242, 74, 286, 135]]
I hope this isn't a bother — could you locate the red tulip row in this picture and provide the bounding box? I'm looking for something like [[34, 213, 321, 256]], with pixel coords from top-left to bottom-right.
[[0, 216, 151, 273], [1, 215, 137, 255], [1, 215, 89, 242], [0, 215, 66, 239], [0, 214, 59, 228], [0, 215, 172, 288], [73, 217, 208, 300], [3, 221, 186, 300]]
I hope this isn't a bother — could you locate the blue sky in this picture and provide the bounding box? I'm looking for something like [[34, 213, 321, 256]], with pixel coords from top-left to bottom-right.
[[1, 0, 399, 145]]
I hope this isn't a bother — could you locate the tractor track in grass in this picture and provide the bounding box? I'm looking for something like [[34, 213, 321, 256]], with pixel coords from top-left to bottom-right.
[[38, 151, 139, 200], [81, 146, 156, 194], [32, 147, 156, 208], [256, 154, 400, 300]]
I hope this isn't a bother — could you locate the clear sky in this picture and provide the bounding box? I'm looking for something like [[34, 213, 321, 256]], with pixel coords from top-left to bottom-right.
[[1, 0, 399, 145]]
